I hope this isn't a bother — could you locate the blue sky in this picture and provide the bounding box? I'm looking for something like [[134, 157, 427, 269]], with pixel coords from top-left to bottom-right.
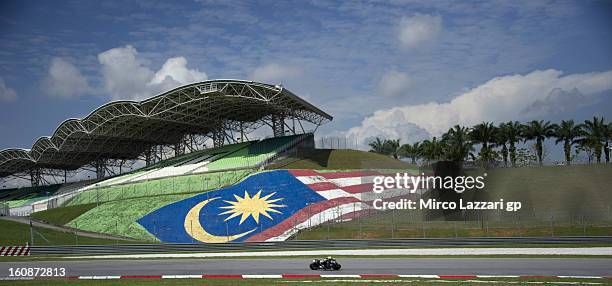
[[0, 0, 611, 156]]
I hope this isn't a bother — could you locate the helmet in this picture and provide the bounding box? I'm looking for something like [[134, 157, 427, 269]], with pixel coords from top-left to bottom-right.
[[327, 256, 332, 259]]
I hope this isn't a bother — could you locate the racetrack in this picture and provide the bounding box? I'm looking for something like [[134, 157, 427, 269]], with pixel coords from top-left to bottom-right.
[[1, 258, 611, 277]]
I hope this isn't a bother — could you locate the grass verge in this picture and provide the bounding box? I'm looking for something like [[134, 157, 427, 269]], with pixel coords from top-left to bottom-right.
[[30, 203, 98, 225], [0, 219, 132, 246]]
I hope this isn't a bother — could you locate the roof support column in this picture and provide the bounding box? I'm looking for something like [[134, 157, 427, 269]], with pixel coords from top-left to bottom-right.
[[212, 129, 224, 148], [95, 159, 106, 179], [272, 114, 285, 137], [29, 168, 41, 187], [174, 142, 185, 157]]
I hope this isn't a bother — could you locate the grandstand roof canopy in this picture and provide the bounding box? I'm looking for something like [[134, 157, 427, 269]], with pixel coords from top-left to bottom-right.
[[0, 80, 332, 177]]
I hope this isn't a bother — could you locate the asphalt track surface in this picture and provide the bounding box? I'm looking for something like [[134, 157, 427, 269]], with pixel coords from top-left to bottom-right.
[[1, 258, 611, 277]]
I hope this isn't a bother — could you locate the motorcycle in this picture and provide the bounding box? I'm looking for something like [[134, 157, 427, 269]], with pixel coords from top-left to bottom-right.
[[309, 258, 341, 270]]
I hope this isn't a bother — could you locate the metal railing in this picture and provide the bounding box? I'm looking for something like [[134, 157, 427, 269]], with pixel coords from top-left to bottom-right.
[[30, 236, 612, 255]]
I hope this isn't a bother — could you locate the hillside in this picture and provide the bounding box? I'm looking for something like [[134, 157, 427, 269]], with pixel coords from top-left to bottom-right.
[[299, 164, 612, 240], [267, 149, 415, 170]]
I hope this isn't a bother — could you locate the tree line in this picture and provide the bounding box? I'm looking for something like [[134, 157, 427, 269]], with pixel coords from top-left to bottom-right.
[[368, 117, 612, 167]]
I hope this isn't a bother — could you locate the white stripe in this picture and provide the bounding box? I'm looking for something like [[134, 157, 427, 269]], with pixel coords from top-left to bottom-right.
[[295, 175, 328, 185], [476, 275, 520, 278], [242, 275, 283, 278], [91, 276, 120, 279], [558, 276, 603, 279], [316, 188, 353, 200], [399, 275, 440, 278], [79, 276, 95, 279], [320, 274, 361, 278], [162, 275, 202, 279]]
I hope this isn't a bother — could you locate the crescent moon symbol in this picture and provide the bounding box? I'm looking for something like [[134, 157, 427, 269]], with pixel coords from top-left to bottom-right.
[[184, 197, 256, 243]]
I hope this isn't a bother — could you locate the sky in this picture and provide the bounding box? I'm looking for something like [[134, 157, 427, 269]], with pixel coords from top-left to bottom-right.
[[1, 0, 611, 156]]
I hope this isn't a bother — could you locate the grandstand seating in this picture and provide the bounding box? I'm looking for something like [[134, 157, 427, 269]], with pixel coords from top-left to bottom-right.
[[205, 134, 303, 171], [0, 184, 62, 207], [3, 134, 311, 215], [107, 142, 253, 184]]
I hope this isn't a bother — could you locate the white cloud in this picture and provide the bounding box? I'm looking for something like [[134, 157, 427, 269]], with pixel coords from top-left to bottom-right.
[[98, 45, 207, 100], [347, 69, 612, 145], [249, 63, 302, 84], [150, 57, 208, 90], [0, 77, 17, 101], [379, 70, 413, 97], [520, 87, 592, 116], [398, 14, 442, 48], [44, 57, 91, 98]]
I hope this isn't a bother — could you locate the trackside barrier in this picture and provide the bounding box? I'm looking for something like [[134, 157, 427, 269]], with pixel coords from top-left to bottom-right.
[[0, 246, 30, 256], [29, 236, 612, 255]]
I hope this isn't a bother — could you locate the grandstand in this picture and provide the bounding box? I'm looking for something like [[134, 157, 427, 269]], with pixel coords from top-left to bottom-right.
[[0, 80, 331, 219], [0, 80, 332, 185]]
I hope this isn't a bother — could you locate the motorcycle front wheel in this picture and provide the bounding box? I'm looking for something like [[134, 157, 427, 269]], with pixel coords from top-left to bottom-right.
[[309, 263, 317, 270]]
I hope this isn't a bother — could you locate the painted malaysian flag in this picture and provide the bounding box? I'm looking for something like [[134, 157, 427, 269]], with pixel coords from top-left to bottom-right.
[[137, 169, 422, 243]]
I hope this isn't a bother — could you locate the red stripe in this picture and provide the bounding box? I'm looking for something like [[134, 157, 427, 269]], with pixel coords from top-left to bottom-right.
[[203, 275, 243, 279], [0, 246, 5, 256], [282, 274, 321, 278], [309, 182, 339, 192], [25, 246, 30, 256], [438, 275, 478, 279], [360, 274, 400, 278], [120, 276, 162, 279], [289, 169, 382, 179], [315, 170, 380, 179], [10, 246, 19, 256], [340, 183, 374, 194], [245, 197, 361, 241]]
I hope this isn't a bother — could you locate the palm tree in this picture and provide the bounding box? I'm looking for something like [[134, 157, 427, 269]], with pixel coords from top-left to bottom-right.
[[495, 123, 510, 167], [384, 139, 401, 159], [441, 125, 473, 162], [470, 122, 497, 161], [581, 117, 606, 163], [420, 137, 444, 162], [399, 142, 421, 163], [522, 120, 556, 166], [368, 137, 386, 154], [604, 122, 611, 163], [553, 120, 582, 165], [501, 121, 522, 167]]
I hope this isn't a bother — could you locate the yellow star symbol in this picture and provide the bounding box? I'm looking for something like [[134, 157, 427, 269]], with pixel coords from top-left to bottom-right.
[[219, 190, 286, 224]]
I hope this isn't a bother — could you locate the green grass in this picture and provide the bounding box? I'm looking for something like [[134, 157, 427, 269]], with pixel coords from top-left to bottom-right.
[[66, 194, 196, 241], [0, 219, 130, 246], [467, 164, 612, 219], [65, 169, 253, 206], [297, 215, 612, 240], [299, 164, 612, 240], [267, 149, 415, 170], [30, 203, 99, 225]]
